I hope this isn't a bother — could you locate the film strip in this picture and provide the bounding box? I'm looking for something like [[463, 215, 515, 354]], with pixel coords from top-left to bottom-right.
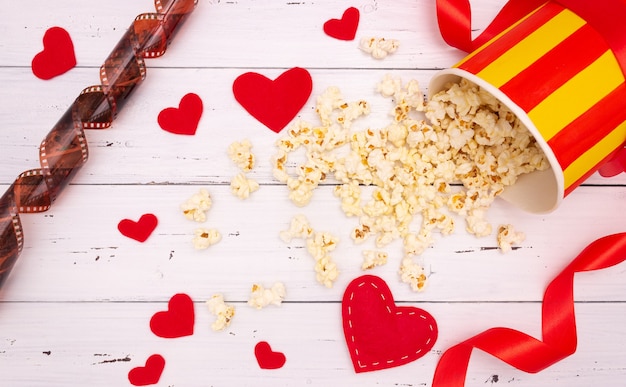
[[0, 0, 197, 288]]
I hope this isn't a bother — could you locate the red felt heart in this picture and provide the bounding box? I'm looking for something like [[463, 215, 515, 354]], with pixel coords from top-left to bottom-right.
[[254, 341, 286, 370], [32, 27, 77, 80], [342, 275, 438, 373], [128, 354, 165, 386], [323, 7, 360, 41], [599, 147, 626, 177], [150, 293, 195, 339], [158, 93, 203, 135], [117, 213, 158, 243], [232, 67, 313, 133]]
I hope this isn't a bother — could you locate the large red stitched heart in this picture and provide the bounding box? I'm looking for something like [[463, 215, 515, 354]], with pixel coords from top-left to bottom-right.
[[150, 293, 195, 339], [342, 275, 438, 373], [32, 27, 77, 80], [323, 7, 360, 41], [232, 67, 313, 133], [117, 213, 158, 243], [157, 93, 203, 135], [128, 354, 165, 386], [254, 341, 287, 370]]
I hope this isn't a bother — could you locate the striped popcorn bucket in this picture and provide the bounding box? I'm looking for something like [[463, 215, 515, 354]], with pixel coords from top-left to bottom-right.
[[429, 1, 626, 213]]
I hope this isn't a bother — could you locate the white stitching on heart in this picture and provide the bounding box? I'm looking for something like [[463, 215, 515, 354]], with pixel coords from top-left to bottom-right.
[[346, 278, 436, 371]]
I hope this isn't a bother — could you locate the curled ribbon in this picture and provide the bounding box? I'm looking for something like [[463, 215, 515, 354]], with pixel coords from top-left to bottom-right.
[[0, 0, 197, 289], [432, 232, 626, 385]]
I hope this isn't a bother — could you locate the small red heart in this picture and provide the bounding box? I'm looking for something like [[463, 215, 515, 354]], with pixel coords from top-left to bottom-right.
[[599, 146, 626, 177], [150, 293, 195, 339], [32, 27, 77, 80], [342, 275, 438, 373], [233, 67, 313, 133], [158, 93, 203, 135], [254, 341, 286, 370], [128, 354, 165, 386], [117, 214, 158, 243], [323, 7, 360, 41]]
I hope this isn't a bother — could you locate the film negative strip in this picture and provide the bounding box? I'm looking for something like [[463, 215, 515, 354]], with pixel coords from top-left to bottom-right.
[[0, 0, 197, 288]]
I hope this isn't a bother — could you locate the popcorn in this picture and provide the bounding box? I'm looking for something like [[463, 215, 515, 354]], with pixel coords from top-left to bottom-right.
[[399, 257, 428, 292], [279, 214, 313, 243], [228, 139, 260, 199], [333, 181, 362, 217], [306, 231, 339, 261], [272, 87, 368, 207], [181, 188, 212, 222], [465, 208, 493, 237], [497, 224, 526, 253], [272, 75, 548, 292], [280, 215, 340, 288], [248, 282, 286, 309], [359, 37, 400, 59], [192, 228, 221, 250], [230, 172, 259, 199], [362, 250, 388, 270], [227, 139, 255, 172], [206, 294, 235, 331], [315, 255, 339, 288]]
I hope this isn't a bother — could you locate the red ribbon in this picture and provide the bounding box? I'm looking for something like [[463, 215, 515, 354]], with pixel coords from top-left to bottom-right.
[[431, 232, 626, 385]]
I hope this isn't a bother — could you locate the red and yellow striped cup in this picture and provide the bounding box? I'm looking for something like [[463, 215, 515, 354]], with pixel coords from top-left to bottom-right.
[[429, 1, 626, 213]]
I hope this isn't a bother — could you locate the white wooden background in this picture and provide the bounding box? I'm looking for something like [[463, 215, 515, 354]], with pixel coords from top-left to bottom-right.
[[1, 1, 626, 386]]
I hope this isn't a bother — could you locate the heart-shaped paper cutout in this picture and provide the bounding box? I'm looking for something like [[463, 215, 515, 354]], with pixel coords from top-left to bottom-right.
[[117, 213, 158, 243], [150, 293, 195, 339], [32, 27, 77, 80], [158, 93, 203, 135], [342, 275, 438, 373], [232, 67, 313, 133], [599, 147, 626, 177], [255, 341, 286, 370], [128, 354, 165, 386], [323, 7, 360, 41]]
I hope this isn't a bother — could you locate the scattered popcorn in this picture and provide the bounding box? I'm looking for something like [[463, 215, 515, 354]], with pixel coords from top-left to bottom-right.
[[359, 37, 400, 59], [497, 224, 526, 253], [306, 230, 340, 288], [181, 188, 212, 222], [315, 255, 339, 288], [334, 181, 362, 217], [306, 231, 339, 261], [230, 172, 259, 199], [399, 257, 428, 292], [248, 282, 286, 309], [279, 214, 313, 242], [280, 215, 340, 288], [192, 228, 221, 250], [465, 208, 492, 237], [206, 294, 235, 331], [362, 250, 388, 270], [272, 75, 548, 291], [227, 139, 255, 172]]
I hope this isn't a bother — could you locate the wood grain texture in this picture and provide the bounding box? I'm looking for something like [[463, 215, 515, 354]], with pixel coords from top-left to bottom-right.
[[1, 1, 625, 386]]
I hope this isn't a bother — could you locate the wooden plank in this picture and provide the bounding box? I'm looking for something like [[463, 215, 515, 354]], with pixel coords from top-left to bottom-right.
[[0, 302, 624, 386], [1, 0, 470, 69], [1, 184, 625, 303], [1, 67, 625, 186]]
